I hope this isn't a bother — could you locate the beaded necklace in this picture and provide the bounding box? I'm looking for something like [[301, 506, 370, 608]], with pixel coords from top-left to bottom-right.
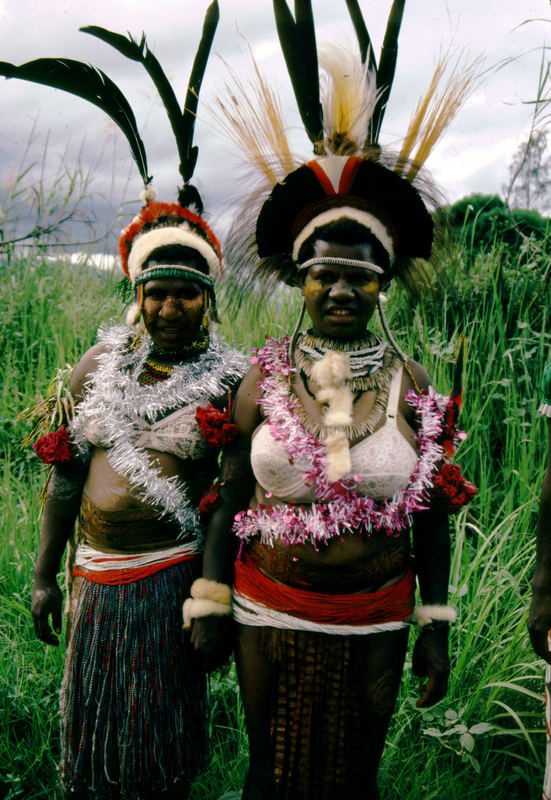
[[292, 331, 402, 440], [295, 331, 390, 390]]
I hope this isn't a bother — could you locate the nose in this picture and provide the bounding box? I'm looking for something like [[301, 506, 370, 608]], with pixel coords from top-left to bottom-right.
[[328, 278, 355, 301], [159, 295, 183, 319]]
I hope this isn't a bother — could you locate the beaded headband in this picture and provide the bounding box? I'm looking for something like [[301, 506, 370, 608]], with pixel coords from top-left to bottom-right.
[[298, 256, 385, 275]]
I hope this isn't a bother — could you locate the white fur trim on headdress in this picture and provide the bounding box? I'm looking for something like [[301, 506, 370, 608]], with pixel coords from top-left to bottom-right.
[[292, 206, 395, 263], [127, 225, 221, 284]]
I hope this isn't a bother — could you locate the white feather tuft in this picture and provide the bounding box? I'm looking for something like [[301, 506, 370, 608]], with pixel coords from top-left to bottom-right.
[[318, 42, 379, 154], [125, 302, 142, 326], [140, 185, 157, 204]]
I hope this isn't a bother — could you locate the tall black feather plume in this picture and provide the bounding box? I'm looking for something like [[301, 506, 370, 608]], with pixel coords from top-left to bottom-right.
[[0, 58, 151, 186], [344, 0, 406, 146], [182, 0, 220, 183], [344, 0, 377, 72], [373, 0, 406, 143], [273, 0, 324, 153], [81, 0, 219, 193]]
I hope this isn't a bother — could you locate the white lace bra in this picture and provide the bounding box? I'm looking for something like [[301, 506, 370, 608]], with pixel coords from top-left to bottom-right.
[[250, 366, 418, 502], [83, 403, 210, 462]]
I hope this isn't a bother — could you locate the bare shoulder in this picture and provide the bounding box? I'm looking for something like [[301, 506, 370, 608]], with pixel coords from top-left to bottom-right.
[[70, 343, 109, 404], [402, 359, 432, 394], [207, 372, 245, 411], [399, 359, 432, 426], [232, 363, 263, 438]]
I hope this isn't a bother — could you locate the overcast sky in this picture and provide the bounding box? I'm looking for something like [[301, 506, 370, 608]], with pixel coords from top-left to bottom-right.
[[0, 0, 549, 249]]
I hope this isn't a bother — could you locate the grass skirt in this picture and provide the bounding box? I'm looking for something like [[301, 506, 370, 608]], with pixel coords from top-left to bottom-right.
[[262, 627, 361, 798], [60, 561, 207, 799], [241, 540, 412, 799]]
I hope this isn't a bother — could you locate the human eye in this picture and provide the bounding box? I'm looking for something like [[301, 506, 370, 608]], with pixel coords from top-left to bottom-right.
[[177, 285, 202, 300], [145, 288, 165, 301], [356, 270, 378, 285]]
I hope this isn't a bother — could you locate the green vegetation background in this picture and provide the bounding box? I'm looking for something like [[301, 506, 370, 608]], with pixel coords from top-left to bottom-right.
[[1, 219, 550, 798]]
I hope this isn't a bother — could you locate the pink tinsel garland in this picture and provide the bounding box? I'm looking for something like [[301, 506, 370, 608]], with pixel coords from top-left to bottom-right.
[[234, 337, 448, 547]]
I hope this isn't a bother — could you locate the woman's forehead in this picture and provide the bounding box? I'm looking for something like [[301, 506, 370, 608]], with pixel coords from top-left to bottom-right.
[[313, 238, 375, 257], [144, 276, 201, 289], [307, 262, 379, 279]]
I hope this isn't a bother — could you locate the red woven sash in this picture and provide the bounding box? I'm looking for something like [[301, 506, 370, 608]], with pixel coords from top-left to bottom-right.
[[73, 552, 195, 585], [234, 550, 415, 626]]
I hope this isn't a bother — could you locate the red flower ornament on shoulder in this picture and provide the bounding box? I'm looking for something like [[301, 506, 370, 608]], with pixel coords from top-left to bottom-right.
[[198, 482, 221, 515], [195, 404, 238, 449], [32, 425, 74, 464], [433, 462, 477, 514]]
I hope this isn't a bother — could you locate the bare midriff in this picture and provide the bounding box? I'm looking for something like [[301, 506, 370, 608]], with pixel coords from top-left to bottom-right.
[[83, 447, 215, 512]]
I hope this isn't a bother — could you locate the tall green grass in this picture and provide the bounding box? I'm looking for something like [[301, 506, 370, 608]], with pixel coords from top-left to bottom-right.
[[0, 233, 549, 798]]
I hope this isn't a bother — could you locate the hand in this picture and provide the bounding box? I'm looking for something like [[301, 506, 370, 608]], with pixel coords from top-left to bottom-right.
[[189, 615, 234, 673], [528, 586, 551, 664], [31, 578, 63, 646], [412, 626, 450, 708]]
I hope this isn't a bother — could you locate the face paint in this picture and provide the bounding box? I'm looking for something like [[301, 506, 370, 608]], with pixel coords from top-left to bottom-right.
[[303, 277, 323, 296], [302, 240, 382, 339]]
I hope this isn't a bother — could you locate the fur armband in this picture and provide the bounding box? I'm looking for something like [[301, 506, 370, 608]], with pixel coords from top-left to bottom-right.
[[182, 579, 232, 629], [191, 578, 232, 604], [414, 605, 458, 628]]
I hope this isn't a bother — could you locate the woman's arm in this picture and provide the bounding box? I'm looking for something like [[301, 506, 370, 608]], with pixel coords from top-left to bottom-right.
[[404, 358, 451, 706], [528, 418, 551, 663], [31, 344, 105, 646], [32, 463, 87, 645], [411, 505, 451, 707], [190, 364, 262, 669]]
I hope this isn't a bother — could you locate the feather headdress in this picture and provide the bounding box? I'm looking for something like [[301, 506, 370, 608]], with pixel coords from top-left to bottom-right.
[[0, 2, 222, 323], [216, 0, 481, 298]]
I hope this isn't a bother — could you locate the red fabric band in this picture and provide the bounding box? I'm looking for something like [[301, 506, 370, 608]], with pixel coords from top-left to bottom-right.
[[73, 552, 196, 586], [234, 550, 415, 626]]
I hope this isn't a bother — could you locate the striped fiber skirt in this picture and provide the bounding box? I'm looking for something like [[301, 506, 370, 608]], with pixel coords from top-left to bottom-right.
[[60, 559, 207, 799]]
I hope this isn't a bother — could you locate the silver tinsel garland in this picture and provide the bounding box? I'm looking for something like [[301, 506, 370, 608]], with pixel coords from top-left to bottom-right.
[[71, 324, 248, 541]]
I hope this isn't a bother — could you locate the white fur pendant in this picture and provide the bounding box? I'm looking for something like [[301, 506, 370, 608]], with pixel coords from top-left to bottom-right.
[[325, 432, 352, 482], [311, 351, 354, 481]]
